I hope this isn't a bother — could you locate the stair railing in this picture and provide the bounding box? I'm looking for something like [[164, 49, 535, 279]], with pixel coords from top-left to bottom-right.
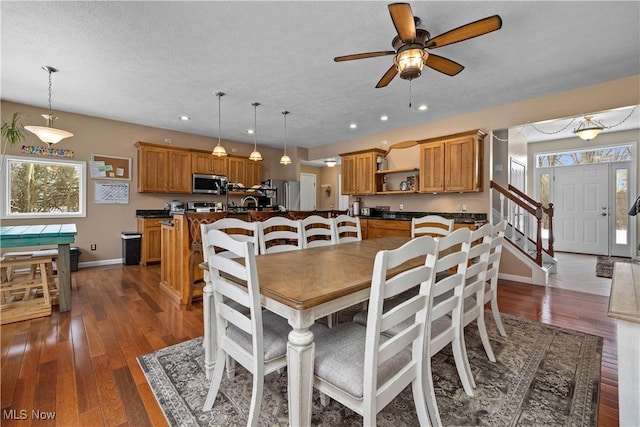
[[490, 181, 555, 266]]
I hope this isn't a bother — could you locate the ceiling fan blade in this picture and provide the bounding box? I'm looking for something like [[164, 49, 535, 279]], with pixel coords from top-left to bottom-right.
[[426, 15, 502, 49], [388, 3, 416, 42], [424, 54, 465, 76], [334, 51, 396, 62], [375, 64, 398, 88]]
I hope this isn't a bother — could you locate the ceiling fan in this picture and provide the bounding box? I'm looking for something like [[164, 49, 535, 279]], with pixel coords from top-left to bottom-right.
[[334, 3, 502, 88]]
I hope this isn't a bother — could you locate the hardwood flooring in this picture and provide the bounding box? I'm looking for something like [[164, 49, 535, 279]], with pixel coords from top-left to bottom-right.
[[1, 264, 618, 426]]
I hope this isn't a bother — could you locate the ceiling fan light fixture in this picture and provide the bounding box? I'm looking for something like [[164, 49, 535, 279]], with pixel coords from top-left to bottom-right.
[[249, 102, 262, 161], [212, 91, 227, 157], [394, 48, 427, 80], [25, 65, 74, 147], [574, 116, 605, 141]]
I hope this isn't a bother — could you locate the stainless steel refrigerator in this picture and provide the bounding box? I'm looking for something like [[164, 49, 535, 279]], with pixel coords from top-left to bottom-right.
[[263, 179, 300, 210]]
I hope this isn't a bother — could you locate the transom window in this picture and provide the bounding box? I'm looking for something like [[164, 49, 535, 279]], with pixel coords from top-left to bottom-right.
[[2, 155, 86, 219], [536, 144, 632, 168]]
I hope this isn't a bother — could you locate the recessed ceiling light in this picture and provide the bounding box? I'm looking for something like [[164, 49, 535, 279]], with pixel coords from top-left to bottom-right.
[[247, 129, 254, 134], [380, 115, 389, 121], [349, 123, 357, 129], [418, 105, 428, 111], [179, 115, 191, 121]]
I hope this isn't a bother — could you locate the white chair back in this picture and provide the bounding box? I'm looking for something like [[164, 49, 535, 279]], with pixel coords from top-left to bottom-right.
[[301, 215, 336, 248], [312, 235, 438, 426], [333, 214, 362, 243], [201, 218, 260, 256], [484, 220, 508, 336], [258, 216, 304, 254], [411, 214, 454, 238]]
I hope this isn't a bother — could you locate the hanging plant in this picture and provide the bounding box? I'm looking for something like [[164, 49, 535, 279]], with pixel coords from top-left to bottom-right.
[[1, 112, 28, 174]]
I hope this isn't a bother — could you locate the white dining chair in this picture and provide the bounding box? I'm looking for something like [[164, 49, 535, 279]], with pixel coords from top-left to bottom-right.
[[312, 235, 438, 426], [301, 215, 337, 248], [411, 214, 454, 238], [460, 223, 495, 364], [353, 227, 475, 407], [257, 217, 304, 254], [484, 220, 508, 336], [201, 229, 327, 426], [333, 214, 362, 243]]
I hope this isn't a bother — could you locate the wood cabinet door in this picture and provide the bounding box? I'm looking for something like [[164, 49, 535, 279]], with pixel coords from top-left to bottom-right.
[[146, 223, 163, 263], [445, 136, 477, 192], [245, 160, 262, 187], [227, 157, 246, 184], [356, 152, 376, 195], [167, 149, 192, 193], [192, 152, 228, 176], [341, 155, 356, 195], [420, 142, 446, 192], [138, 145, 168, 192]]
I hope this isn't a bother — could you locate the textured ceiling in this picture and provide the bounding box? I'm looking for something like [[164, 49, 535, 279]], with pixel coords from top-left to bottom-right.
[[1, 1, 639, 150]]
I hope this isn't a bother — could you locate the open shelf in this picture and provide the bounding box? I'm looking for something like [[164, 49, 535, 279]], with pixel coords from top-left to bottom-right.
[[375, 167, 419, 175]]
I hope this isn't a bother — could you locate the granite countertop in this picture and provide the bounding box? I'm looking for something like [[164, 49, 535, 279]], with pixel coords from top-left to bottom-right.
[[359, 211, 487, 224], [136, 209, 173, 218]]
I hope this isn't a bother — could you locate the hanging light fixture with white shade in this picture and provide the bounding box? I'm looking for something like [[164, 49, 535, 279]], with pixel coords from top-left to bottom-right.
[[573, 115, 605, 141], [212, 92, 227, 157], [25, 65, 74, 146], [279, 110, 291, 165], [249, 102, 262, 161]]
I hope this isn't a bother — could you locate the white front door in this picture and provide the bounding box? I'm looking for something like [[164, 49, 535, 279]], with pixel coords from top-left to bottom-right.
[[300, 173, 316, 210], [553, 163, 609, 255]]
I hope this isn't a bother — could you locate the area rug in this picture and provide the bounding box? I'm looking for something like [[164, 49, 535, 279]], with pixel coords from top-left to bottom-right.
[[138, 313, 602, 426], [595, 255, 640, 278]]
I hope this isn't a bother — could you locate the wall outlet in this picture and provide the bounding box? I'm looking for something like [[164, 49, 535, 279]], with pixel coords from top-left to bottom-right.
[[399, 203, 404, 211], [456, 204, 462, 212], [90, 243, 97, 251], [462, 204, 468, 212]]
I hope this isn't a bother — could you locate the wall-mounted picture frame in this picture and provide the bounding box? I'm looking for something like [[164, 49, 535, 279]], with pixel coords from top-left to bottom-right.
[[90, 154, 132, 180]]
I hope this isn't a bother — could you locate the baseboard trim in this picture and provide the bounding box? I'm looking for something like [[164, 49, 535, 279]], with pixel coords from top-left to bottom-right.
[[77, 258, 123, 269]]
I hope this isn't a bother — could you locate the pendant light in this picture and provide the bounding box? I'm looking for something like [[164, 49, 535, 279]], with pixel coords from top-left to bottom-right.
[[249, 102, 262, 161], [573, 115, 605, 141], [25, 65, 74, 146], [212, 92, 227, 156], [279, 111, 291, 165]]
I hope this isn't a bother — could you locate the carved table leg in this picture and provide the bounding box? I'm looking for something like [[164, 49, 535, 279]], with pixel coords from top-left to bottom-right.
[[287, 311, 315, 427]]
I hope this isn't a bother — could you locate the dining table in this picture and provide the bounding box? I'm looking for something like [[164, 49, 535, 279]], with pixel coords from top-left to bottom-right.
[[202, 235, 413, 427], [1, 223, 77, 312]]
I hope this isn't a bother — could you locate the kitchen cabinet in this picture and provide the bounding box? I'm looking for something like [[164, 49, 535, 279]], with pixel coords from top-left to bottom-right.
[[160, 222, 180, 302], [191, 149, 227, 175], [419, 130, 485, 193], [340, 148, 385, 195], [135, 141, 192, 193], [364, 219, 411, 239], [137, 217, 163, 265], [227, 156, 262, 187]]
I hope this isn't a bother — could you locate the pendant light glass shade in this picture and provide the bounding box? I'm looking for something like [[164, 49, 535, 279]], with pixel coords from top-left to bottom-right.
[[573, 115, 605, 141], [25, 66, 73, 147], [249, 102, 262, 161], [212, 92, 227, 157], [279, 110, 291, 165]]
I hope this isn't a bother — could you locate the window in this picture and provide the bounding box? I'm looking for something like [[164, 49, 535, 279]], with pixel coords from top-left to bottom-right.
[[536, 145, 632, 167], [2, 155, 86, 219]]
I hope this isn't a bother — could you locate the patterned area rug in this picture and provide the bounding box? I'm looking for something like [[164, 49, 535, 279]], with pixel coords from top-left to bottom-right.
[[138, 313, 602, 426], [595, 255, 640, 278]]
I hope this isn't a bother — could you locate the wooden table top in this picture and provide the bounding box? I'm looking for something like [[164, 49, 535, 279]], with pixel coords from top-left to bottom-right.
[[1, 224, 77, 248], [256, 236, 411, 310], [609, 262, 640, 324]]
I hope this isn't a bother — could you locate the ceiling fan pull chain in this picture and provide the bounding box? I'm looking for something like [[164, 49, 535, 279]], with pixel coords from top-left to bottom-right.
[[408, 80, 412, 109]]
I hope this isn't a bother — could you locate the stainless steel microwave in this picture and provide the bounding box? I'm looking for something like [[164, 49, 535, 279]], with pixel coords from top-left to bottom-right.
[[192, 174, 228, 195]]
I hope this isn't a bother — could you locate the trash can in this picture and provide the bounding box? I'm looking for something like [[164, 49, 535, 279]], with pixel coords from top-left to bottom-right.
[[70, 247, 81, 272], [121, 232, 142, 265]]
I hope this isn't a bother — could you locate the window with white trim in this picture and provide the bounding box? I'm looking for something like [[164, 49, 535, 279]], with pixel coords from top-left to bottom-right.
[[2, 155, 86, 219]]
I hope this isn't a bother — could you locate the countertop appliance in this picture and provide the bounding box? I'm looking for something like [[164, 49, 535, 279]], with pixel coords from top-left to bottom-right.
[[192, 174, 228, 195], [187, 201, 223, 212], [165, 200, 183, 211]]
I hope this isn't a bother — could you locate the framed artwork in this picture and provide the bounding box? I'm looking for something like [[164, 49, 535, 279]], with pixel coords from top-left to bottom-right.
[[90, 154, 131, 180]]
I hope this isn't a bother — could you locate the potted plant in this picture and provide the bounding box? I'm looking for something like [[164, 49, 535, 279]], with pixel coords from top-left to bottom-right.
[[1, 112, 27, 173]]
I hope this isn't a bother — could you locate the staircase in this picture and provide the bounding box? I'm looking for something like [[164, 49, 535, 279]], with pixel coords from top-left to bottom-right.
[[490, 181, 557, 286]]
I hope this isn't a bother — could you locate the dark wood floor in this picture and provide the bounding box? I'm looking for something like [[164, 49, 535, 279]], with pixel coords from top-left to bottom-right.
[[1, 264, 618, 426]]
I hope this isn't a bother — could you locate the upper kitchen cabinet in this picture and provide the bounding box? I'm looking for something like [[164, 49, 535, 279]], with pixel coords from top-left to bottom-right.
[[227, 156, 262, 187], [340, 148, 386, 195], [191, 149, 228, 176], [419, 130, 485, 193], [135, 141, 192, 193]]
